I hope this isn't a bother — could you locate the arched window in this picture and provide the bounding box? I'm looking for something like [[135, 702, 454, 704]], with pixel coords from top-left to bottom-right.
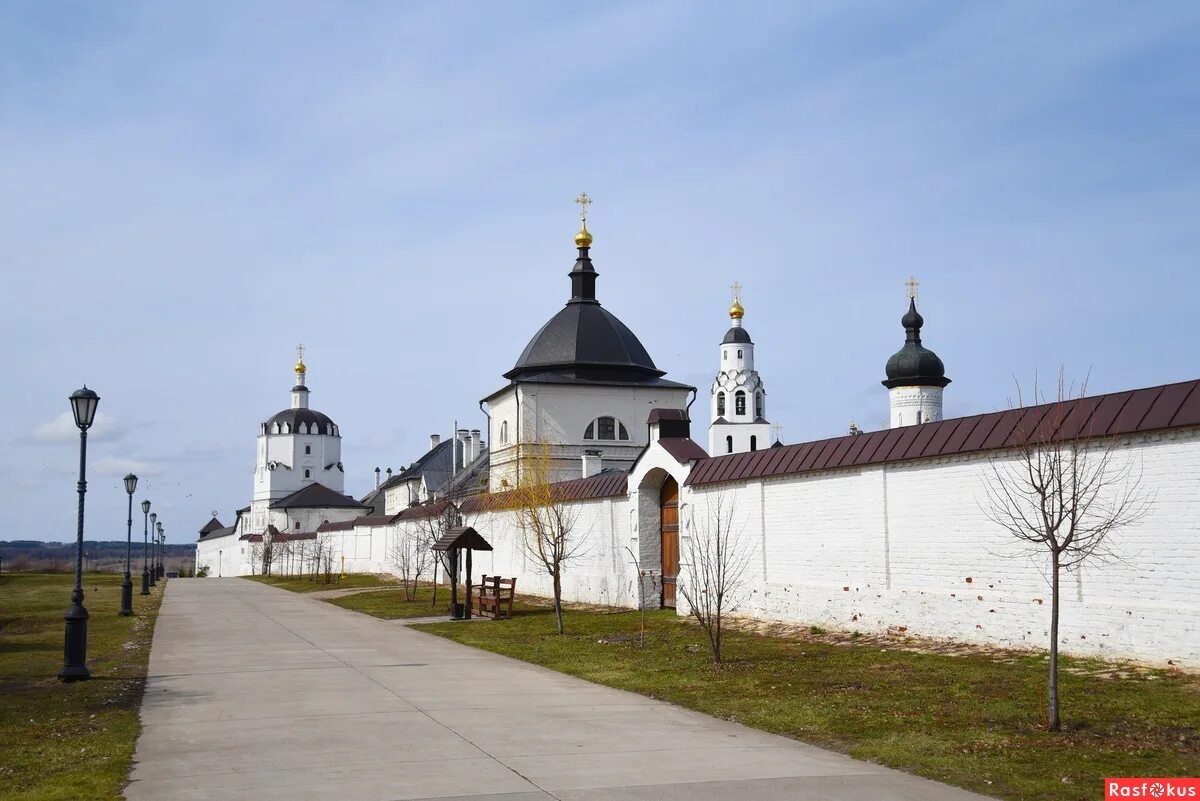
[[750, 435, 757, 451], [755, 393, 763, 419], [735, 391, 746, 416], [305, 445, 311, 455], [726, 435, 733, 454], [723, 351, 727, 361], [584, 417, 626, 441], [294, 521, 300, 530], [500, 421, 509, 444], [716, 392, 726, 416], [737, 349, 743, 359], [303, 468, 311, 479]]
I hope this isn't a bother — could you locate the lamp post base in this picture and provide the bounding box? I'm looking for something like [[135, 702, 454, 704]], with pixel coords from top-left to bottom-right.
[[59, 603, 90, 682], [141, 569, 150, 596], [120, 573, 133, 616]]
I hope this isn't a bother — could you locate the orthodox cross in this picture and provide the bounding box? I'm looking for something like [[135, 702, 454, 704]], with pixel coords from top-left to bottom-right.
[[731, 281, 742, 304], [296, 343, 305, 362], [905, 276, 919, 302], [574, 192, 592, 223]]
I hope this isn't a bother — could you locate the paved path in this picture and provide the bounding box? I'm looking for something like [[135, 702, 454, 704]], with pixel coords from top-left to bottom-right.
[[127, 578, 989, 801]]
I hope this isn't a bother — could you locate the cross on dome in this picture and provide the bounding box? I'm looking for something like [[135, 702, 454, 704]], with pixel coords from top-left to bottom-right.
[[574, 192, 592, 223], [906, 276, 919, 302], [294, 343, 306, 375], [574, 193, 594, 248]]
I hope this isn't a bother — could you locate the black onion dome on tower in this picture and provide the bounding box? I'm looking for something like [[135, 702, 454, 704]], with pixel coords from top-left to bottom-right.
[[882, 298, 950, 389], [505, 224, 665, 382]]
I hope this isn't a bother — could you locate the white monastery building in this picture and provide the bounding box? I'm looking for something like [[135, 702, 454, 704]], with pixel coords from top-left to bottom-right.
[[197, 201, 1200, 668]]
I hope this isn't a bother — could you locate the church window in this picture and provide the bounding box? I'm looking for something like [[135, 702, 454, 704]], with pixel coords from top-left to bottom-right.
[[737, 349, 743, 359], [755, 393, 763, 418], [597, 416, 616, 440], [723, 351, 727, 361], [917, 410, 923, 424], [735, 391, 746, 416], [584, 422, 594, 439], [305, 445, 311, 455], [294, 521, 300, 530], [750, 435, 757, 451], [304, 468, 311, 478], [717, 392, 726, 416], [500, 420, 509, 444], [618, 422, 629, 440], [726, 435, 733, 453]]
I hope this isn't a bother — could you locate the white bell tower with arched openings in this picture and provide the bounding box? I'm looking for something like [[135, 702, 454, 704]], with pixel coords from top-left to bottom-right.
[[709, 284, 772, 455]]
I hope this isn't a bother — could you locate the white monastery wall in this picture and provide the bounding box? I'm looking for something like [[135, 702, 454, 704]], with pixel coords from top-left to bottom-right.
[[198, 427, 1200, 666], [683, 428, 1200, 666]]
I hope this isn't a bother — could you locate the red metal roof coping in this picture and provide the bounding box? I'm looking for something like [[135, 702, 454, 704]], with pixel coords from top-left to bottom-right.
[[685, 378, 1200, 487]]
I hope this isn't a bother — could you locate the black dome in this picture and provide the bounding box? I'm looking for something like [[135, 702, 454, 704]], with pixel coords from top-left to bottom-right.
[[506, 302, 663, 380], [882, 298, 950, 389], [264, 408, 339, 436], [722, 326, 752, 344], [504, 240, 664, 382]]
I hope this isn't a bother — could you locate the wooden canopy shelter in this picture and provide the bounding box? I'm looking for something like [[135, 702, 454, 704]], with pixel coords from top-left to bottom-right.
[[432, 526, 493, 619]]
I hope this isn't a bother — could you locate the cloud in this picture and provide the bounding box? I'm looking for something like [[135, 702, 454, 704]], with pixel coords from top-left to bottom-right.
[[93, 457, 161, 477], [32, 411, 125, 444]]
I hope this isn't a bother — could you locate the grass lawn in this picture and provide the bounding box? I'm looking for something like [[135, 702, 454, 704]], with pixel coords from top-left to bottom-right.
[[244, 572, 398, 593], [0, 571, 164, 801], [326, 585, 543, 619], [409, 606, 1200, 801]]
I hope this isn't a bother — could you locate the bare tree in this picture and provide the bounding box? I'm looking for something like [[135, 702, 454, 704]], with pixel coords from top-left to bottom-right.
[[413, 503, 455, 607], [981, 371, 1150, 730], [309, 533, 335, 584], [387, 524, 433, 601], [679, 490, 752, 662], [509, 443, 585, 634], [624, 546, 658, 648]]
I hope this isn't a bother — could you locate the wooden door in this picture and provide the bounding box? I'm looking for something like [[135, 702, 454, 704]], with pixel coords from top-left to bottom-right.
[[660, 477, 680, 608]]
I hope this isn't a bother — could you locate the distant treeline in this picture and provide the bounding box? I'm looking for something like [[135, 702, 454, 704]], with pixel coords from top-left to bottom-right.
[[0, 540, 196, 573]]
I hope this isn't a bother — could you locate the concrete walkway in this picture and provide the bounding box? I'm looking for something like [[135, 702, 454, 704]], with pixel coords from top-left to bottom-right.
[[127, 578, 990, 801]]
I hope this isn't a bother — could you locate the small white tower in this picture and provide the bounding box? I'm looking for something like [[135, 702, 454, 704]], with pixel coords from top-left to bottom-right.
[[709, 283, 771, 455], [883, 278, 950, 427]]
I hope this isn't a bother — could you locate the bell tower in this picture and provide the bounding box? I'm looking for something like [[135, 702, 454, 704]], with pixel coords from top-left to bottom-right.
[[709, 283, 771, 455]]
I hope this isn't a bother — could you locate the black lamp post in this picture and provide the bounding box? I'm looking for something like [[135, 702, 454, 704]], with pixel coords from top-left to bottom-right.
[[120, 473, 137, 616], [60, 386, 99, 682], [147, 512, 157, 589], [141, 500, 151, 595], [157, 522, 165, 579]]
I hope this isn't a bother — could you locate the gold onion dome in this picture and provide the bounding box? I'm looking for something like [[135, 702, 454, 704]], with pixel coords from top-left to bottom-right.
[[574, 221, 593, 248], [729, 300, 745, 319], [295, 359, 306, 375]]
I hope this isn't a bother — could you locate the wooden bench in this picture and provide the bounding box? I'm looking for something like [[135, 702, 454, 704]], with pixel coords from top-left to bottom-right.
[[473, 575, 517, 620]]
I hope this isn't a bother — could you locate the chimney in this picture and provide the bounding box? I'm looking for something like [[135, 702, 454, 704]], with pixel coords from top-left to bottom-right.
[[374, 467, 381, 489], [386, 468, 393, 481], [470, 429, 481, 463], [457, 428, 469, 468], [429, 434, 441, 451], [581, 450, 602, 478]]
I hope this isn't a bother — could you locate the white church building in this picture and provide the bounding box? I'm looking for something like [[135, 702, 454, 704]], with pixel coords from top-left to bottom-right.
[[196, 205, 1200, 668]]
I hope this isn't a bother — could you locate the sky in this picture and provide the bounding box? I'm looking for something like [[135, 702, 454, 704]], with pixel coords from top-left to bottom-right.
[[2, 2, 1198, 545]]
